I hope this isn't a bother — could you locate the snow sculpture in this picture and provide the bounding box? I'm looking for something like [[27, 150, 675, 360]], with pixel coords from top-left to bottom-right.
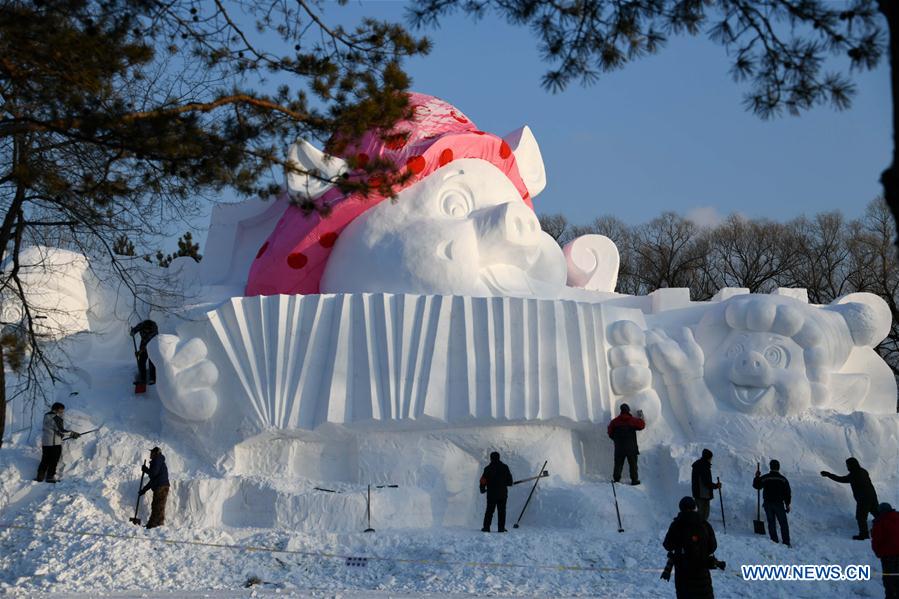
[[1, 246, 91, 340], [149, 335, 219, 421], [7, 93, 895, 484], [642, 292, 893, 433], [134, 92, 892, 456], [245, 93, 583, 299], [563, 235, 620, 293]]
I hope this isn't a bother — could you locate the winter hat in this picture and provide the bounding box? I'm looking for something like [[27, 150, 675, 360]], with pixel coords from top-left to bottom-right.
[[150, 446, 161, 455], [679, 496, 697, 512], [702, 448, 713, 459], [51, 402, 65, 411], [846, 457, 860, 471], [879, 502, 894, 513], [619, 403, 631, 414], [769, 459, 780, 471], [246, 92, 535, 296], [490, 451, 500, 462]]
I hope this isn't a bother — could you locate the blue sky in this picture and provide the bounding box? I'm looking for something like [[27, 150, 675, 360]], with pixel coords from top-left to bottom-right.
[[330, 1, 890, 228], [193, 0, 888, 247]]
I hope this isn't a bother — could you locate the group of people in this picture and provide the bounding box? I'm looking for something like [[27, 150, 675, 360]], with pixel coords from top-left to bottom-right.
[[602, 402, 899, 598], [34, 402, 170, 530]]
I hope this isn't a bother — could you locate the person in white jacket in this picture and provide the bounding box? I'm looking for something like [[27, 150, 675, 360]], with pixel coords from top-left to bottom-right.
[[34, 403, 78, 482]]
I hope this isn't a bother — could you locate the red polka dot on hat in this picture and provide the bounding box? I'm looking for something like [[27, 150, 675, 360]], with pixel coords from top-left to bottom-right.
[[406, 155, 426, 175], [286, 252, 308, 269], [439, 148, 454, 167], [319, 232, 339, 248]]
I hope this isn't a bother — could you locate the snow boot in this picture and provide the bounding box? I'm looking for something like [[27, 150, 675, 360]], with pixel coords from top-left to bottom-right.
[[852, 534, 869, 540], [481, 527, 490, 532]]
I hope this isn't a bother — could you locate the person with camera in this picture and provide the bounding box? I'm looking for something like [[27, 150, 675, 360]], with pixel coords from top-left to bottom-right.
[[141, 446, 170, 529], [479, 451, 513, 532], [691, 449, 722, 521], [607, 403, 645, 485], [821, 457, 879, 540], [662, 496, 721, 599], [34, 402, 79, 483], [753, 459, 792, 547]]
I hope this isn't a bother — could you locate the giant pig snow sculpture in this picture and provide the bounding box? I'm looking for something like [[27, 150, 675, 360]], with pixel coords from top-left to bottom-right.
[[141, 93, 894, 456], [8, 92, 894, 464], [245, 93, 571, 298]]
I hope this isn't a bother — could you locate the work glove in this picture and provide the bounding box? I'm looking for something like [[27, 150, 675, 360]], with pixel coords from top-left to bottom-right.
[[139, 489, 147, 496], [786, 506, 791, 513], [70, 432, 80, 439], [820, 471, 829, 478]]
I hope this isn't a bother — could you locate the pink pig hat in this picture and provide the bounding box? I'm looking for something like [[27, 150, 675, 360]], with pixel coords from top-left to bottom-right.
[[245, 92, 545, 296]]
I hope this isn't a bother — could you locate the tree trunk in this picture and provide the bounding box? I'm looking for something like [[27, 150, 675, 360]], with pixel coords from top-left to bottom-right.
[[0, 343, 6, 449], [879, 0, 899, 254]]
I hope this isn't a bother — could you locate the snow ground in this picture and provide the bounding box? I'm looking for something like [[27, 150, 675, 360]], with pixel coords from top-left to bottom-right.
[[0, 360, 895, 598]]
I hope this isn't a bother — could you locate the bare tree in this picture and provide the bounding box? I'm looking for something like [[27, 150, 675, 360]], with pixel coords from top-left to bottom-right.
[[629, 212, 707, 295], [701, 214, 800, 294]]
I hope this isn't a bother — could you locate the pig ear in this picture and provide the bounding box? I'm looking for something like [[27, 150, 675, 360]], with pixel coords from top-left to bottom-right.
[[503, 125, 546, 198], [285, 138, 348, 200]]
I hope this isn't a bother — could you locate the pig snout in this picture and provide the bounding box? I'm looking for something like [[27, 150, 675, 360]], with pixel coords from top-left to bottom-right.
[[474, 202, 542, 267]]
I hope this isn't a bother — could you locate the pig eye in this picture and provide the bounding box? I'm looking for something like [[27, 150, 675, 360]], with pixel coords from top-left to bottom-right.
[[763, 345, 788, 367], [441, 189, 472, 218], [725, 343, 743, 358]]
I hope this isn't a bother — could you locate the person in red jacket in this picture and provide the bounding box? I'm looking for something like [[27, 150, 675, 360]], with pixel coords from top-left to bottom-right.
[[872, 502, 899, 599], [607, 403, 646, 485]]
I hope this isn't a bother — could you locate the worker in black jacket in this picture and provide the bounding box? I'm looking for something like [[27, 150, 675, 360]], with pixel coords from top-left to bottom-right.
[[140, 447, 170, 529], [753, 459, 791, 546], [691, 449, 721, 522], [480, 451, 513, 532], [821, 457, 879, 539], [130, 319, 158, 386]]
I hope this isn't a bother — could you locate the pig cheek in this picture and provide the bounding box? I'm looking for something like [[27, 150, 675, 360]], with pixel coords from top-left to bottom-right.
[[403, 222, 479, 282], [772, 369, 811, 412]]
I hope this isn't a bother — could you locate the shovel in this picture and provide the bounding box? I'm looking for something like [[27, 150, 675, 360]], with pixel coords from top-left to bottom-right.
[[753, 462, 766, 535], [129, 460, 146, 525], [512, 471, 549, 485]]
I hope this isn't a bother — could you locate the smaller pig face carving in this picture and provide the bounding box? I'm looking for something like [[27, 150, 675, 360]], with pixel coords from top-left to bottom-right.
[[320, 159, 567, 297], [704, 330, 810, 413], [694, 294, 892, 415]]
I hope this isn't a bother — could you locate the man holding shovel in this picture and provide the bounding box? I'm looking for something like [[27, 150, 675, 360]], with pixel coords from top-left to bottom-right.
[[753, 459, 791, 547], [140, 447, 170, 529], [34, 402, 78, 483]]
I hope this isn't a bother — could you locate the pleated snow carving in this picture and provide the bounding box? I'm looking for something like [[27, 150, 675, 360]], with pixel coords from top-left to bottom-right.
[[203, 294, 620, 431]]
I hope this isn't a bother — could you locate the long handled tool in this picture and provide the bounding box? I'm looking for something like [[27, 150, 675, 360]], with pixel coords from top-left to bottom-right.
[[512, 470, 549, 485], [364, 484, 375, 533], [129, 460, 146, 525], [753, 463, 766, 535], [63, 427, 102, 441], [512, 460, 548, 529], [611, 481, 624, 533], [131, 335, 146, 394], [717, 476, 726, 534]]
